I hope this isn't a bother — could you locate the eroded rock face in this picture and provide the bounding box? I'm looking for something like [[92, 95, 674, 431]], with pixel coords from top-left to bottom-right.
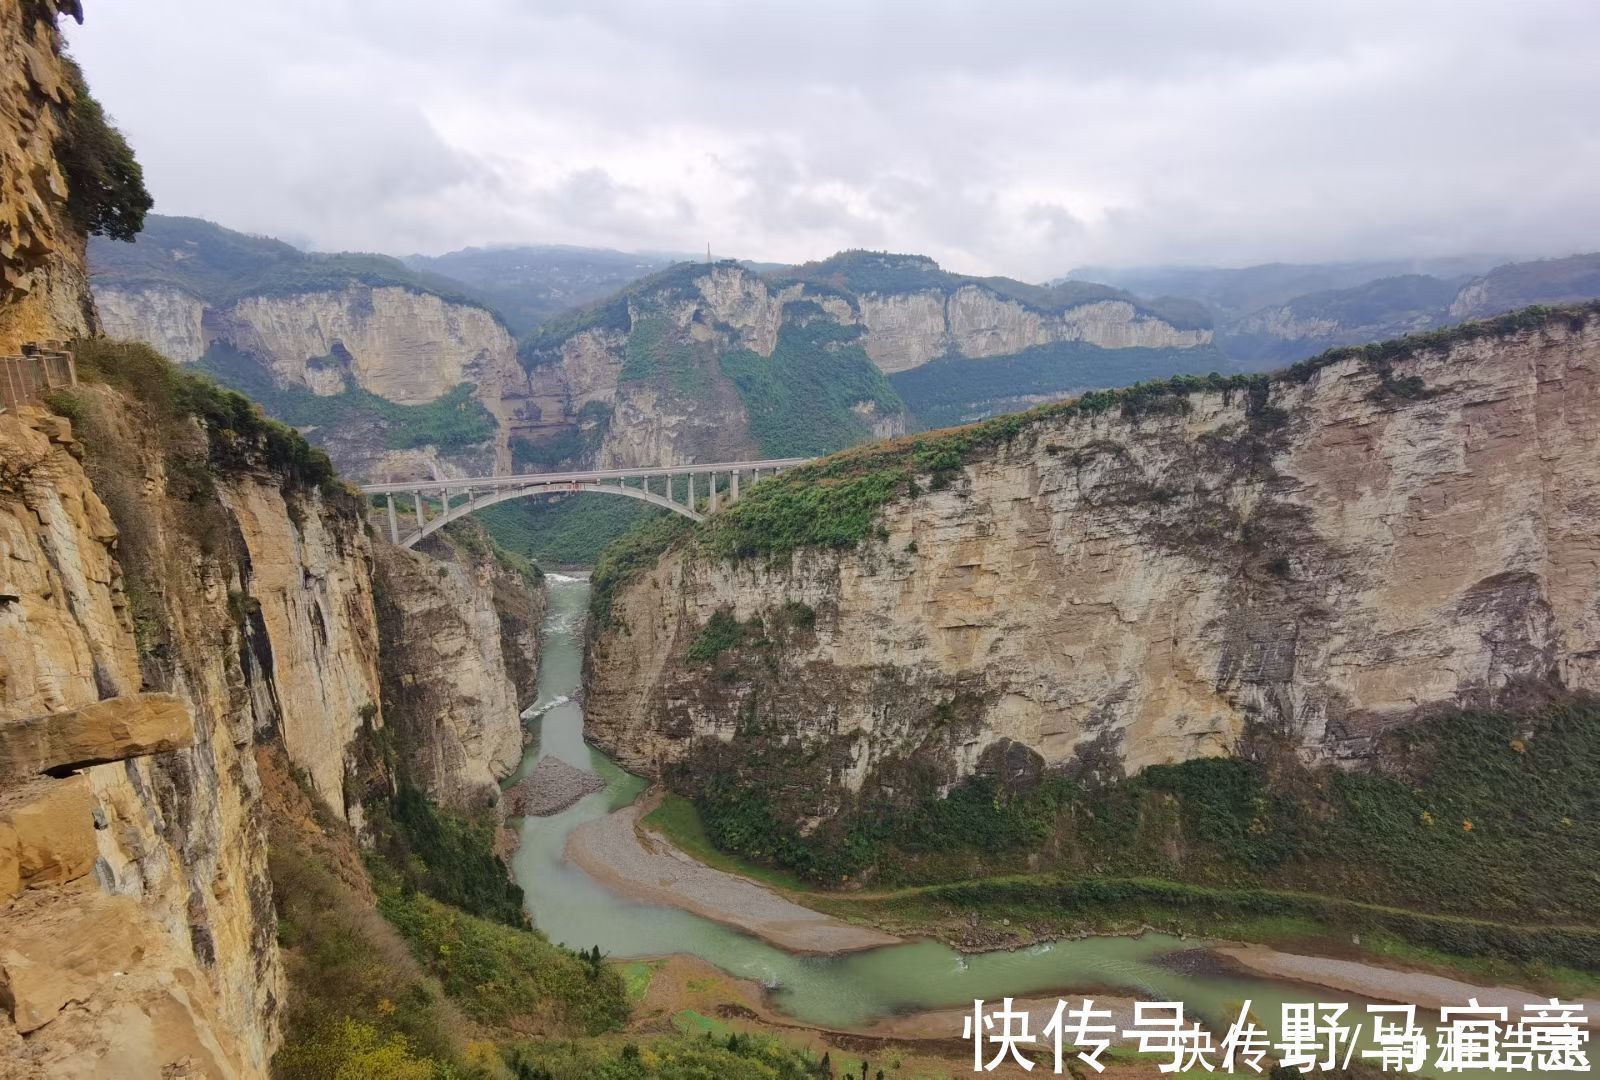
[[518, 265, 903, 468], [0, 393, 385, 1075], [586, 312, 1600, 809], [857, 288, 1214, 373], [94, 284, 206, 363], [373, 526, 544, 809], [90, 282, 530, 480], [0, 0, 94, 353]]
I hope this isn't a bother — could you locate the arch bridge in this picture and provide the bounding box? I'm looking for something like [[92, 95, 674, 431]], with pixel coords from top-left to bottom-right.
[[360, 458, 812, 549]]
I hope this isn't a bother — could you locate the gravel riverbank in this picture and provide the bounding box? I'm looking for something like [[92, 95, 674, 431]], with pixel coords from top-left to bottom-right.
[[505, 754, 607, 816], [564, 796, 902, 955]]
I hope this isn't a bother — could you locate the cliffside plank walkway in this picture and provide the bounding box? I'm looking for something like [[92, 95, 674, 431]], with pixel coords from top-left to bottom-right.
[[360, 458, 812, 548], [0, 342, 77, 413]]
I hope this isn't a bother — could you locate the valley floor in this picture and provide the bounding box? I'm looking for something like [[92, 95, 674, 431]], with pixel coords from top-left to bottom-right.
[[571, 782, 1600, 1018]]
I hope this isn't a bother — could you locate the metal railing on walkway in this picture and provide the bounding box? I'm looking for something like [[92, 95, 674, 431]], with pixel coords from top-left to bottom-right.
[[0, 341, 77, 413]]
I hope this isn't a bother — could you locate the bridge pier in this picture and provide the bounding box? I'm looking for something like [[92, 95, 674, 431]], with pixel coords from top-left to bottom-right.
[[386, 494, 399, 545], [730, 469, 740, 502]]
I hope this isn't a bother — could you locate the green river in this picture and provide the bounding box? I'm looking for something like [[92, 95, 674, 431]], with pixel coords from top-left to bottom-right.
[[510, 575, 1559, 1076]]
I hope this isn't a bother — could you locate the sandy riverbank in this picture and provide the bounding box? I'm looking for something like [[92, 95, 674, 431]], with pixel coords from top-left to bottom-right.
[[565, 790, 1597, 1028], [1218, 945, 1600, 1026], [565, 796, 902, 954]]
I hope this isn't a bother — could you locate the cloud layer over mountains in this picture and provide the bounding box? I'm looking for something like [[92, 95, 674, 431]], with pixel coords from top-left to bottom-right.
[[68, 0, 1600, 277]]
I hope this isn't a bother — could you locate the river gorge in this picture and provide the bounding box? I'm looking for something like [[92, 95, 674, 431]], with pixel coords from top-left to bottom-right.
[[509, 575, 1551, 1076]]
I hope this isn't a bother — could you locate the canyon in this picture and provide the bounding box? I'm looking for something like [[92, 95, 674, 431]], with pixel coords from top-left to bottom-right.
[[586, 306, 1600, 819]]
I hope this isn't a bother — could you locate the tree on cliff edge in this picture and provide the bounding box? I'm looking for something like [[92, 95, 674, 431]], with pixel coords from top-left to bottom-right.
[[57, 55, 151, 242]]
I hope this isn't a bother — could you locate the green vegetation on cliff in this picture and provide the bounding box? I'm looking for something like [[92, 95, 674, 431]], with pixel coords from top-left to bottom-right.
[[269, 753, 631, 1079], [590, 513, 694, 627], [65, 338, 337, 490], [194, 341, 497, 451], [58, 58, 151, 243], [720, 319, 902, 458], [368, 785, 531, 928], [675, 701, 1600, 963], [700, 302, 1600, 561], [700, 368, 1273, 560]]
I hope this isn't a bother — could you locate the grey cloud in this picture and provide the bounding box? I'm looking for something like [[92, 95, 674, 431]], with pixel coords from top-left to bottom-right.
[[65, 0, 1600, 279]]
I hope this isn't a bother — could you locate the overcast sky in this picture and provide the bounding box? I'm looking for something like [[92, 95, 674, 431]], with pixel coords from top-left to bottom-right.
[[66, 1, 1600, 280]]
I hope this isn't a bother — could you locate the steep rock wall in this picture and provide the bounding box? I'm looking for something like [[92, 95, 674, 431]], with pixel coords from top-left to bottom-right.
[[1, 381, 543, 1073], [857, 287, 1213, 374], [91, 282, 529, 480], [94, 283, 206, 363], [0, 396, 378, 1076], [520, 265, 900, 468], [373, 523, 544, 808], [586, 310, 1600, 808], [0, 0, 94, 352]]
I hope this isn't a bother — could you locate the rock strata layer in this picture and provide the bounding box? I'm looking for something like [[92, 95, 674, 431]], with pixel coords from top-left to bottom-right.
[[587, 309, 1600, 810]]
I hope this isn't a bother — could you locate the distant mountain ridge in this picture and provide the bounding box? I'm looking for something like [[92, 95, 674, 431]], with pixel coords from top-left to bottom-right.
[[1067, 253, 1600, 364], [403, 244, 681, 337], [92, 215, 496, 313]]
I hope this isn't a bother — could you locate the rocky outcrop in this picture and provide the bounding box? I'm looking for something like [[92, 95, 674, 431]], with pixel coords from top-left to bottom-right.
[[0, 0, 94, 353], [859, 288, 1213, 373], [587, 308, 1600, 812], [373, 522, 544, 809], [0, 692, 192, 783], [0, 377, 408, 1075], [94, 284, 206, 362], [93, 281, 529, 481], [518, 263, 903, 467]]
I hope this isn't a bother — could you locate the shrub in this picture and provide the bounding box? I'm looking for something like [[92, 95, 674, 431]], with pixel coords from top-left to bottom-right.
[[57, 59, 151, 242], [374, 875, 631, 1035], [687, 610, 747, 665], [367, 785, 529, 928]]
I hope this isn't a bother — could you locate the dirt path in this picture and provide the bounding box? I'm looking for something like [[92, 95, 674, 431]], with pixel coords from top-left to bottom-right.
[[565, 797, 902, 955], [1217, 945, 1600, 1025]]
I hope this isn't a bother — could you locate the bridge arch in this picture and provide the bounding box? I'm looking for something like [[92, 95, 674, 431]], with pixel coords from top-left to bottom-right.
[[406, 480, 700, 549], [361, 458, 811, 549]]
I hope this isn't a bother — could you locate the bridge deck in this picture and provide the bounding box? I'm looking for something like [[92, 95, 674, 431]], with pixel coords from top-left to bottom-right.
[[359, 458, 812, 496]]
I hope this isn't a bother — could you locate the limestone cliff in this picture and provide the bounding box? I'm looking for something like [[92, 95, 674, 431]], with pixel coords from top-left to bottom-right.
[[94, 279, 527, 481], [0, 368, 542, 1074], [857, 287, 1212, 373], [0, 390, 379, 1076], [586, 306, 1600, 815], [518, 262, 904, 466], [771, 252, 1213, 374], [373, 520, 545, 809], [0, 0, 95, 351]]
